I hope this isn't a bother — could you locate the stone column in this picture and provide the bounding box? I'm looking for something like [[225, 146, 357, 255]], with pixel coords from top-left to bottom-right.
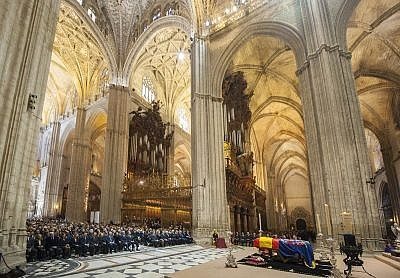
[[381, 142, 400, 223], [240, 210, 246, 232], [43, 121, 62, 217], [65, 108, 92, 222], [246, 213, 251, 232], [191, 36, 230, 242], [297, 0, 381, 241], [100, 85, 129, 224], [235, 207, 241, 233], [265, 174, 276, 230], [251, 189, 258, 232], [230, 208, 235, 232], [0, 0, 60, 270]]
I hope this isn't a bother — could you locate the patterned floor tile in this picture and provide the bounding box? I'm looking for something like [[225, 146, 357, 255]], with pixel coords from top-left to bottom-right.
[[26, 245, 230, 278], [123, 268, 143, 274], [134, 272, 164, 278]]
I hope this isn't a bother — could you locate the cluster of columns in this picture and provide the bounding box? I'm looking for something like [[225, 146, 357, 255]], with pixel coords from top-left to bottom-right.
[[0, 0, 391, 270], [190, 0, 382, 245], [65, 108, 92, 222], [100, 85, 129, 224], [230, 206, 257, 233], [264, 174, 289, 232], [191, 36, 230, 243], [296, 0, 381, 243], [0, 0, 61, 270]]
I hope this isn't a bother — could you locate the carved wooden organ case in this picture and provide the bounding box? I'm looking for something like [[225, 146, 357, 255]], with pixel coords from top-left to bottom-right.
[[122, 101, 191, 222], [127, 101, 173, 175], [223, 72, 266, 218]]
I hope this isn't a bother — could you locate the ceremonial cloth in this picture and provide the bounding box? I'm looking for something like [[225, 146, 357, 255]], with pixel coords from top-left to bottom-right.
[[278, 239, 315, 268], [253, 237, 315, 268]]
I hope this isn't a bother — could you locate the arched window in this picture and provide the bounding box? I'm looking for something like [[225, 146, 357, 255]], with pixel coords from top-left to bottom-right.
[[88, 8, 96, 22], [76, 0, 83, 5], [141, 77, 156, 102], [177, 107, 190, 132]]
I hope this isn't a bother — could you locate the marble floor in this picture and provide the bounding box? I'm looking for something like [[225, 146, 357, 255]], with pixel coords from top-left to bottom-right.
[[25, 244, 229, 278], [24, 245, 400, 278]]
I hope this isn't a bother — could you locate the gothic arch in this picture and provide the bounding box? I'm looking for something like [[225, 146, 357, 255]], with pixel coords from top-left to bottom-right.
[[213, 21, 307, 98], [290, 206, 312, 229], [62, 0, 118, 79], [123, 15, 192, 83], [335, 0, 361, 49]]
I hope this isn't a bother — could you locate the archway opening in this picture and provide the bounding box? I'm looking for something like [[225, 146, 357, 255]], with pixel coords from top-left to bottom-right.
[[347, 0, 400, 225], [222, 34, 312, 234]]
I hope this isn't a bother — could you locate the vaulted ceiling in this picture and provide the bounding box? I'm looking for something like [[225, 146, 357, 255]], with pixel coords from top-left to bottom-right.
[[348, 0, 400, 135], [227, 35, 307, 188], [130, 27, 191, 124], [97, 0, 154, 63], [52, 2, 110, 108]]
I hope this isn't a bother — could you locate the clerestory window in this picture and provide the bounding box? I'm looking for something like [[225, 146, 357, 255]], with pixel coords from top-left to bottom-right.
[[141, 77, 156, 102]]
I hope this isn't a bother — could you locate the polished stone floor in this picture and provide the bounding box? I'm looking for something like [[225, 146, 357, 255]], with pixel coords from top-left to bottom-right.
[[25, 244, 229, 277], [24, 245, 400, 278]]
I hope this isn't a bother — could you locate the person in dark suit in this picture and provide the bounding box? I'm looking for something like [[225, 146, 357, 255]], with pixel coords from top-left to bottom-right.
[[104, 232, 117, 253], [34, 233, 47, 261], [246, 232, 253, 246], [212, 230, 219, 245], [79, 231, 93, 256], [59, 232, 71, 259], [118, 231, 129, 251], [183, 230, 193, 244], [99, 232, 108, 254], [45, 231, 62, 259], [130, 230, 140, 251], [148, 231, 160, 247], [90, 232, 100, 255], [70, 232, 81, 257], [26, 232, 38, 262]]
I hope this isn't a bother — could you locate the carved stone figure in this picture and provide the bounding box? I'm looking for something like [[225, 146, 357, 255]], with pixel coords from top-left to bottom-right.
[[237, 152, 254, 177], [391, 222, 400, 243]]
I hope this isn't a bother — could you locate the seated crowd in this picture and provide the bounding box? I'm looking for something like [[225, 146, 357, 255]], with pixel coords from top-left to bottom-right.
[[26, 218, 193, 262]]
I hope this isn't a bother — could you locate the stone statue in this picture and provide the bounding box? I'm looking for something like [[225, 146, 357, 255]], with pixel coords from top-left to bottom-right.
[[391, 222, 400, 242], [237, 152, 254, 177], [391, 222, 400, 257]]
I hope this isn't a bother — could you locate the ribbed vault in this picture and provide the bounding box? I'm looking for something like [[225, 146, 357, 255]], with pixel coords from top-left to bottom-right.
[[43, 54, 75, 124], [52, 2, 110, 107], [129, 27, 191, 125], [227, 35, 311, 218], [348, 0, 400, 132]]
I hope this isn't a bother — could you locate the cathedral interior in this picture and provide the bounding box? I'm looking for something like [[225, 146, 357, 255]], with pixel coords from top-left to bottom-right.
[[1, 0, 400, 276]]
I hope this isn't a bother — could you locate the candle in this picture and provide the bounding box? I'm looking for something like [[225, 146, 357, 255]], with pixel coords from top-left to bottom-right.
[[223, 104, 227, 138], [258, 213, 262, 231], [316, 213, 322, 234], [324, 204, 332, 236]]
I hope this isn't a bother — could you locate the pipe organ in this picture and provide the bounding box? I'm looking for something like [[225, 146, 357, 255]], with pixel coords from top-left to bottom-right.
[[222, 72, 267, 233], [128, 101, 173, 175], [122, 101, 191, 226]]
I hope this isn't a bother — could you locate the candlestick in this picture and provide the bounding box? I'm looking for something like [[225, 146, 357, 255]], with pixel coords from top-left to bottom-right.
[[324, 204, 332, 236], [316, 213, 322, 234]]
